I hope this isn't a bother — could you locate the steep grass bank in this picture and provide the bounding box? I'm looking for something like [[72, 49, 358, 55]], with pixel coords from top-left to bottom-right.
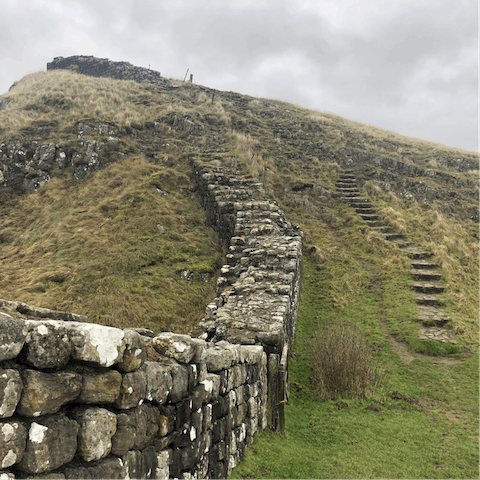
[[0, 155, 223, 332]]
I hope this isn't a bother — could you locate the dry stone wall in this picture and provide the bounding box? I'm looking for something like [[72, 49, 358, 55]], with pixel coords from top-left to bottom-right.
[[0, 158, 303, 479], [47, 56, 173, 90]]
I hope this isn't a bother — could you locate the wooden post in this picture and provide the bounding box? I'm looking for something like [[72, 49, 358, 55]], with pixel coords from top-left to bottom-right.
[[279, 342, 289, 435], [183, 68, 189, 82], [189, 74, 193, 83], [211, 89, 216, 105]]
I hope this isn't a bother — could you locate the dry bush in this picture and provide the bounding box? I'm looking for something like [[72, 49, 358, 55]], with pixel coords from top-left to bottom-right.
[[311, 322, 386, 400]]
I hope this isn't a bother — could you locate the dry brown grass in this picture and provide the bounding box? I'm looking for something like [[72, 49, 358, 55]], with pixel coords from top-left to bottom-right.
[[311, 321, 387, 400], [0, 155, 222, 332]]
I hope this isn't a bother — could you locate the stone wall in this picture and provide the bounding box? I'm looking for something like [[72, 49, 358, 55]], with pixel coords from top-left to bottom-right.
[[47, 56, 173, 90], [0, 158, 303, 479]]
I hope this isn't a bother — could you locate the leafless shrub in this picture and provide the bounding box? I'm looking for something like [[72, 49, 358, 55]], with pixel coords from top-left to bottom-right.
[[311, 322, 386, 400]]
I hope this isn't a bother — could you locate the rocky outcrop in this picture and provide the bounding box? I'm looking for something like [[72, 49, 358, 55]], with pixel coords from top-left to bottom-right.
[[338, 150, 479, 222], [47, 56, 174, 90]]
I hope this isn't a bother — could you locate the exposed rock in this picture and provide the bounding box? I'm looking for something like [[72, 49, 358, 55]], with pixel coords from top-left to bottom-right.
[[0, 419, 27, 469], [72, 407, 117, 462], [16, 370, 82, 417], [17, 414, 79, 474], [0, 370, 22, 418]]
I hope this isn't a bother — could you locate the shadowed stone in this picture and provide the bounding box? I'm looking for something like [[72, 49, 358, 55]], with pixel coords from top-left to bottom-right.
[[0, 419, 27, 469], [17, 414, 79, 474]]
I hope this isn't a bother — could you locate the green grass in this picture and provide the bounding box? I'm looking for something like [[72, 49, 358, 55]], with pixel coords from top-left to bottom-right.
[[231, 212, 479, 479]]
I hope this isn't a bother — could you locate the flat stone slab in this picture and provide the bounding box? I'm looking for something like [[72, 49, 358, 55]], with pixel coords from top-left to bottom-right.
[[416, 293, 445, 305], [419, 326, 456, 344]]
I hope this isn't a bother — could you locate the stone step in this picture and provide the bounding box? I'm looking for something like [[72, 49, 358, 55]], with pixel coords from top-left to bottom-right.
[[358, 213, 381, 221], [416, 293, 445, 306], [391, 239, 411, 248], [417, 305, 452, 326], [414, 281, 445, 294], [339, 173, 355, 179], [349, 201, 374, 209], [384, 233, 405, 241], [336, 179, 357, 185], [363, 220, 385, 228], [337, 190, 360, 196], [341, 192, 361, 198], [410, 259, 438, 269], [398, 246, 433, 259], [355, 207, 377, 215], [411, 269, 442, 281], [418, 326, 456, 344]]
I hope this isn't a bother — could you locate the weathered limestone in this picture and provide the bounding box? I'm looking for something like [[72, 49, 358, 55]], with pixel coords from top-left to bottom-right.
[[73, 407, 117, 462], [16, 370, 82, 417], [17, 414, 79, 474], [0, 314, 26, 361]]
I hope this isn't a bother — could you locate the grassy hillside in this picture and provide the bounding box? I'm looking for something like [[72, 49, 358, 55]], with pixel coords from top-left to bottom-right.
[[0, 69, 478, 477]]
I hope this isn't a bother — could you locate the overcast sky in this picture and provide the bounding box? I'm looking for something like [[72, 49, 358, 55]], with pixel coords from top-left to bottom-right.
[[1, 0, 478, 152]]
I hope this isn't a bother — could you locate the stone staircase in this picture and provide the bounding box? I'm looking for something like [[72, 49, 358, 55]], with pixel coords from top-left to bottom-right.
[[336, 169, 456, 344]]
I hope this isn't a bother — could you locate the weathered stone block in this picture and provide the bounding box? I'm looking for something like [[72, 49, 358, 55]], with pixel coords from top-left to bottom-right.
[[16, 370, 82, 417], [75, 367, 122, 404], [114, 370, 147, 409], [203, 345, 237, 372], [0, 370, 22, 419], [155, 449, 171, 480], [86, 455, 123, 479], [239, 344, 265, 365], [152, 333, 206, 363], [141, 362, 172, 405], [72, 407, 116, 462], [0, 314, 26, 361], [17, 414, 79, 474], [63, 465, 92, 479], [0, 419, 27, 469], [117, 329, 146, 372], [22, 321, 71, 369], [166, 364, 189, 403], [68, 322, 125, 367], [111, 403, 160, 456]]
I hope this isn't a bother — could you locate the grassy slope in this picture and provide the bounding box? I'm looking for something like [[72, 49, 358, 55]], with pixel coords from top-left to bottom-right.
[[0, 71, 478, 477], [232, 200, 479, 479]]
